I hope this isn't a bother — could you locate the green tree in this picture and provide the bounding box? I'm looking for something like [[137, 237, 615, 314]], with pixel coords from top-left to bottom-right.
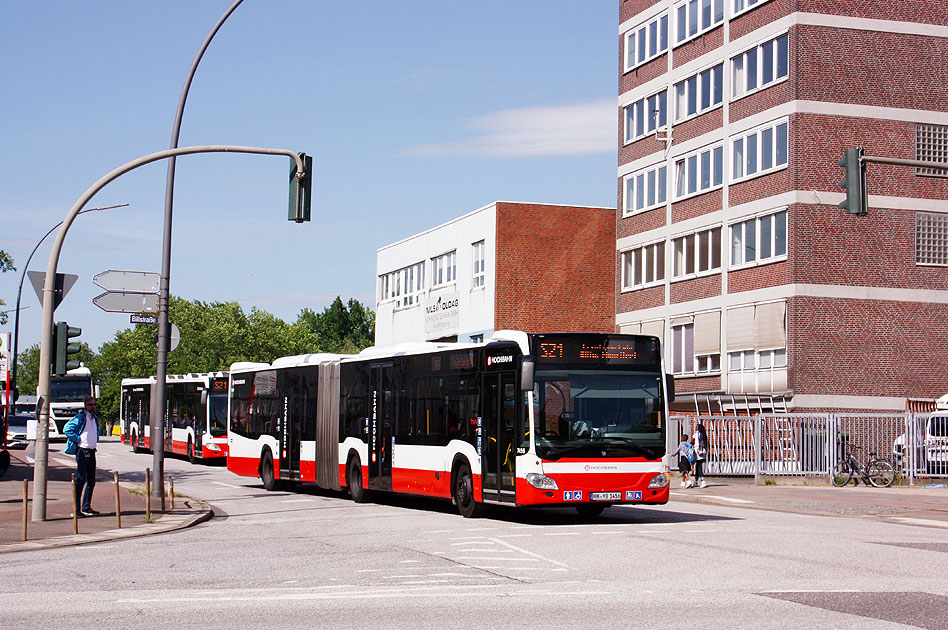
[[296, 297, 375, 353], [0, 250, 15, 325]]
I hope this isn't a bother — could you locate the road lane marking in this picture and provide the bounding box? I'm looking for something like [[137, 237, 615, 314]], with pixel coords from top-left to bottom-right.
[[489, 537, 570, 569], [210, 481, 243, 488], [889, 517, 948, 529]]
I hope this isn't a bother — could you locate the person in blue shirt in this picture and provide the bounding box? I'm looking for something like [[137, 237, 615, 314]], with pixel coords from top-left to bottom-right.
[[669, 433, 694, 488], [63, 397, 100, 517]]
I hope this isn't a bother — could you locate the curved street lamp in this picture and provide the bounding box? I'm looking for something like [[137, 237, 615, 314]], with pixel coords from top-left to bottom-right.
[[10, 203, 128, 399]]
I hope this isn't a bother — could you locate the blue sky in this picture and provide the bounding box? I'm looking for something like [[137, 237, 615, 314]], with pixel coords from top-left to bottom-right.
[[1, 1, 619, 354]]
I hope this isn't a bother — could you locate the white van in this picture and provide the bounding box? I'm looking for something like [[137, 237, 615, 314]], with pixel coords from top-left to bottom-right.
[[893, 411, 948, 475]]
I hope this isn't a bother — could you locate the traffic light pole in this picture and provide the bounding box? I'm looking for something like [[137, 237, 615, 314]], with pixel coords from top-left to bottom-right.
[[32, 145, 305, 521]]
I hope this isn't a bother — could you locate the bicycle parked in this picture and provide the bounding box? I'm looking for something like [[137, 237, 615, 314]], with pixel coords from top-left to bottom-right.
[[832, 445, 896, 488]]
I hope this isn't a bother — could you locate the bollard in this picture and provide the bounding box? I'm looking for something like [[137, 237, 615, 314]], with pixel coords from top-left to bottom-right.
[[160, 460, 166, 513], [22, 479, 29, 542], [114, 471, 122, 529], [71, 473, 79, 534], [168, 476, 175, 510], [145, 468, 152, 521]]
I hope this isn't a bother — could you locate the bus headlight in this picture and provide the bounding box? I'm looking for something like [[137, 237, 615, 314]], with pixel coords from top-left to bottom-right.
[[205, 443, 221, 452], [647, 473, 670, 489], [525, 473, 558, 490]]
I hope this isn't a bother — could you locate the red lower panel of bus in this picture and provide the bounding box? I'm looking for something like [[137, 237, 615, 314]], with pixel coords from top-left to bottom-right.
[[228, 455, 260, 478], [299, 459, 316, 483], [391, 467, 452, 498], [515, 471, 669, 506], [201, 443, 228, 459]]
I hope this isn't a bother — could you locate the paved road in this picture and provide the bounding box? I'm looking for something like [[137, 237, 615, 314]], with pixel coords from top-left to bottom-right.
[[1, 440, 946, 629]]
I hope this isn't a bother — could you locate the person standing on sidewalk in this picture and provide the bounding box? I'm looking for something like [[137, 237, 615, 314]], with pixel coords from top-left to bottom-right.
[[669, 433, 695, 488], [692, 422, 709, 488], [63, 397, 100, 516]]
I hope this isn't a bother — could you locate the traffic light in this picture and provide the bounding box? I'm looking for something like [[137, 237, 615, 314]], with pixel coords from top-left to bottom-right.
[[837, 147, 867, 215], [288, 152, 313, 223], [52, 321, 82, 376]]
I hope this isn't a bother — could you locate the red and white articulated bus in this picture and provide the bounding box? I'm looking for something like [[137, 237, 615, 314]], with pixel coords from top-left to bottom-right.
[[120, 372, 229, 463], [226, 331, 674, 518]]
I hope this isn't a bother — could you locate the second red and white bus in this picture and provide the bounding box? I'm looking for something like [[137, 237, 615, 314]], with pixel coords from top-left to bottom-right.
[[227, 331, 673, 517], [121, 372, 229, 462]]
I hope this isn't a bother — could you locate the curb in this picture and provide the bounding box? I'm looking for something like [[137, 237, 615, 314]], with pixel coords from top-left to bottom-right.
[[0, 497, 214, 554]]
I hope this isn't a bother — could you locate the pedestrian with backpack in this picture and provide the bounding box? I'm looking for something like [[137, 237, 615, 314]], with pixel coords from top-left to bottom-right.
[[670, 433, 695, 488]]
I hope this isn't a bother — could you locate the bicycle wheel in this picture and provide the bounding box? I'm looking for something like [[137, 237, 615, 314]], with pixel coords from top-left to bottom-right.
[[867, 460, 895, 488], [831, 460, 853, 487]]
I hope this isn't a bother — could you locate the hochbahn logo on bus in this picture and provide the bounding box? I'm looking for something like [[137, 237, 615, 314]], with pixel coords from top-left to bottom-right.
[[486, 354, 514, 368]]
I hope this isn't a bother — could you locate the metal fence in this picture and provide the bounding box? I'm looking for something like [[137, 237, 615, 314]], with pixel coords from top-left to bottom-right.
[[670, 413, 948, 484]]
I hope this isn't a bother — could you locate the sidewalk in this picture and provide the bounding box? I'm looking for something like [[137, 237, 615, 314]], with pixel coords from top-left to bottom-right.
[[668, 475, 948, 529], [0, 439, 212, 553]]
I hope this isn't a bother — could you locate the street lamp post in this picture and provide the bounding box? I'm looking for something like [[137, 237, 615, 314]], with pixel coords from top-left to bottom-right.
[[10, 204, 127, 402], [151, 0, 245, 499]]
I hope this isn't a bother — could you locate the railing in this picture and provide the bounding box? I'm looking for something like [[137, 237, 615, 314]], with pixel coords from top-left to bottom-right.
[[670, 413, 948, 484]]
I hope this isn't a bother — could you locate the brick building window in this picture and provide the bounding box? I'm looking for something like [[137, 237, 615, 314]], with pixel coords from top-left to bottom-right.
[[672, 226, 722, 278], [675, 0, 723, 46], [916, 124, 948, 177], [732, 33, 788, 99], [730, 209, 787, 267], [621, 241, 665, 290], [732, 118, 788, 182], [624, 12, 669, 72], [675, 143, 723, 199], [674, 63, 723, 122], [916, 212, 948, 266], [432, 251, 456, 287], [726, 301, 786, 374], [472, 240, 485, 288], [624, 163, 668, 215], [380, 261, 425, 308], [625, 90, 668, 143], [671, 311, 721, 374], [733, 0, 773, 17]]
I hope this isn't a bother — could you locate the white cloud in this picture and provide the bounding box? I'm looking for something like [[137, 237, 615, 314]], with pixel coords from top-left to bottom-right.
[[402, 98, 615, 158]]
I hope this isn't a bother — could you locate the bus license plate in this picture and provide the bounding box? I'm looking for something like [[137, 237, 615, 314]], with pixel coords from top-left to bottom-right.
[[590, 492, 621, 501]]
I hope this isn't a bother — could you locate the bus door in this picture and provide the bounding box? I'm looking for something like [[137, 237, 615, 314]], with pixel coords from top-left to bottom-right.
[[481, 371, 518, 501], [369, 364, 393, 492], [281, 386, 302, 479]]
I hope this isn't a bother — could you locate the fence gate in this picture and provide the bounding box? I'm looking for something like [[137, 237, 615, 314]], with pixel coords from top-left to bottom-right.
[[671, 412, 946, 483]]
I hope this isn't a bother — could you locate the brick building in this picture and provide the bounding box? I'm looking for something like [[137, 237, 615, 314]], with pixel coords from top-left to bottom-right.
[[616, 0, 948, 413], [375, 201, 615, 345]]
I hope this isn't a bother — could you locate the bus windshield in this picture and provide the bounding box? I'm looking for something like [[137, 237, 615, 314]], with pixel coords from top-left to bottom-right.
[[533, 368, 665, 460], [50, 379, 91, 402], [209, 395, 228, 437]]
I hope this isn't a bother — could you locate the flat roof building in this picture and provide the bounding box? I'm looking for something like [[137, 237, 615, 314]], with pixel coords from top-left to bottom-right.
[[616, 0, 948, 412], [375, 201, 616, 346]]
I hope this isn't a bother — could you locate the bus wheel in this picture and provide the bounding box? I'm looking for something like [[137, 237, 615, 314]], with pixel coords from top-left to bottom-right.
[[260, 450, 278, 491], [576, 504, 606, 519], [187, 439, 196, 465], [347, 455, 368, 503], [453, 462, 480, 518]]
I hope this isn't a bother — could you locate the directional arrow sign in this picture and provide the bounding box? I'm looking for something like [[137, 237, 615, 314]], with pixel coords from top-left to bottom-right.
[[93, 291, 159, 314], [93, 270, 160, 294]]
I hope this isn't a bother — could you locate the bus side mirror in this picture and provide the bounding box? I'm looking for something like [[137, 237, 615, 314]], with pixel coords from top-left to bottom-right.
[[520, 356, 535, 393], [201, 390, 208, 406], [665, 373, 676, 404]]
